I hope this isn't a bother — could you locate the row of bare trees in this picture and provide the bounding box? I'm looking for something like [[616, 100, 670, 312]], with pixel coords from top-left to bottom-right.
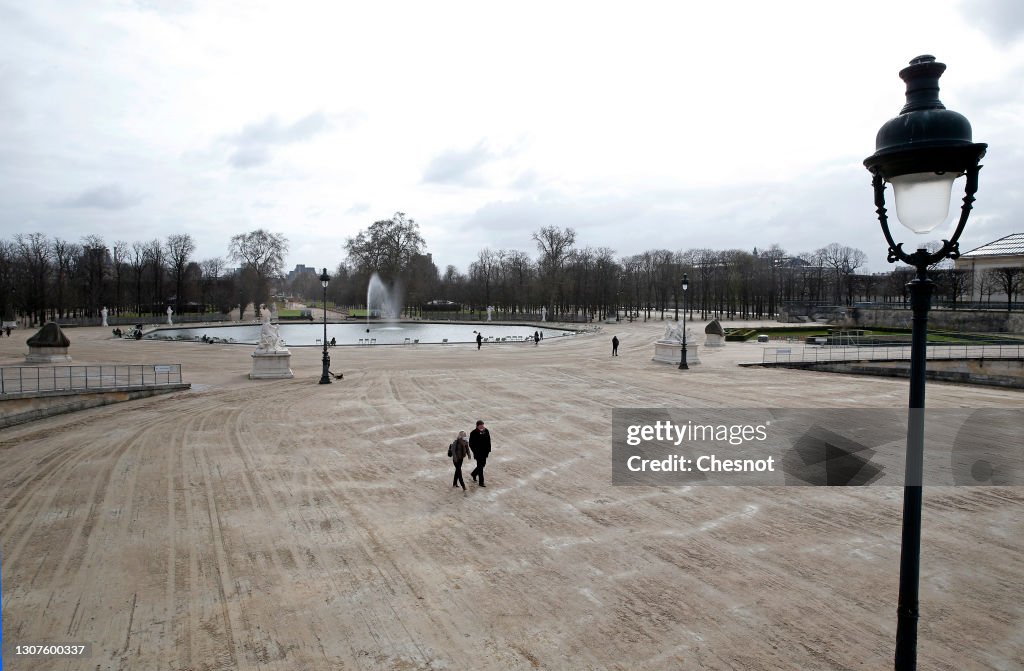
[[0, 229, 288, 325], [333, 221, 1021, 320], [328, 220, 1019, 321], [2, 219, 1018, 326]]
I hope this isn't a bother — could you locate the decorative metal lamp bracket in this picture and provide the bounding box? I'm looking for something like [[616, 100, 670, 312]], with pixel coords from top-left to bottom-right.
[[871, 164, 981, 274]]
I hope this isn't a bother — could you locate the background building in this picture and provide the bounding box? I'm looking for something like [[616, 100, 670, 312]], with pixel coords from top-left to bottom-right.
[[954, 233, 1024, 305]]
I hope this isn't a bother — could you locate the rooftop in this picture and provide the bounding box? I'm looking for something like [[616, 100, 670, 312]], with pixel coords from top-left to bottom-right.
[[960, 232, 1024, 257]]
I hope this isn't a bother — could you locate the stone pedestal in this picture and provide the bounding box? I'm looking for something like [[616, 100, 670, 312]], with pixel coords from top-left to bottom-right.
[[705, 333, 725, 347], [704, 318, 726, 347], [652, 339, 701, 365], [250, 351, 294, 379], [25, 322, 72, 363], [25, 346, 72, 364]]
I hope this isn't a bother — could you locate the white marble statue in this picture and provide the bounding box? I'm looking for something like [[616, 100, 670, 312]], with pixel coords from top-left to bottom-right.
[[101, 306, 108, 327], [166, 305, 173, 325], [652, 322, 701, 365], [662, 321, 686, 343], [541, 306, 547, 322], [255, 306, 286, 352]]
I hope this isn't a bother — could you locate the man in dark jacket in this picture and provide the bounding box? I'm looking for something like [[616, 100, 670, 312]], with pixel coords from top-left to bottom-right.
[[469, 420, 492, 487]]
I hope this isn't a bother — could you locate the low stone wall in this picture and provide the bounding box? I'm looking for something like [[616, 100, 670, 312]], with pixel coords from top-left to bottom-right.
[[0, 384, 191, 429], [846, 307, 1024, 333], [766, 359, 1024, 390]]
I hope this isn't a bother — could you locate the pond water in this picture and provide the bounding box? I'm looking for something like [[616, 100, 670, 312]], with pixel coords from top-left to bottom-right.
[[146, 322, 577, 346]]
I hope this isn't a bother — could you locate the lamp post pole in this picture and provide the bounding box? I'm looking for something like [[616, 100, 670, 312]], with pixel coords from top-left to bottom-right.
[[864, 55, 985, 670], [678, 274, 689, 370], [319, 268, 332, 385]]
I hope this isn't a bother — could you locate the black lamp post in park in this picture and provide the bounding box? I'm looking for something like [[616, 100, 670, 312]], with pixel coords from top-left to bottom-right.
[[863, 55, 986, 670], [318, 268, 332, 385], [678, 274, 689, 370]]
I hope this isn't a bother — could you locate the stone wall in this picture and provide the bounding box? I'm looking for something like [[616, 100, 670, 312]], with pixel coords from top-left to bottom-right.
[[797, 359, 1024, 389], [846, 307, 1024, 333], [0, 384, 190, 429]]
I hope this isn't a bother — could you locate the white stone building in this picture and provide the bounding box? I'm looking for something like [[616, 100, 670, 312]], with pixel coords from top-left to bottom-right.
[[954, 233, 1024, 304]]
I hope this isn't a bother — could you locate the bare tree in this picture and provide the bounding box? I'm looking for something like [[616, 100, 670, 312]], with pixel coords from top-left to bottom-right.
[[344, 212, 425, 279], [144, 239, 166, 316], [129, 241, 147, 314], [112, 241, 129, 314], [945, 268, 972, 308], [199, 257, 223, 310], [15, 233, 51, 324], [985, 267, 1023, 312], [469, 248, 499, 310], [0, 240, 15, 322], [80, 234, 107, 318], [228, 229, 288, 318], [817, 243, 867, 305], [51, 237, 79, 318], [532, 226, 576, 312], [166, 233, 196, 313]]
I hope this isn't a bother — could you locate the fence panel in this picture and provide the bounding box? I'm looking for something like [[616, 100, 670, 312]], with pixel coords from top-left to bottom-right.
[[762, 343, 1024, 365], [0, 364, 183, 395]]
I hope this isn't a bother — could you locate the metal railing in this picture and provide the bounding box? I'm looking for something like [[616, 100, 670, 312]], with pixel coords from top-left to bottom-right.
[[761, 343, 1024, 365], [0, 364, 183, 395]]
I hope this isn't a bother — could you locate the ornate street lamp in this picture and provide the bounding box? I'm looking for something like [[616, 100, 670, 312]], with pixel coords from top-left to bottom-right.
[[678, 274, 689, 370], [319, 268, 332, 385], [863, 55, 986, 671]]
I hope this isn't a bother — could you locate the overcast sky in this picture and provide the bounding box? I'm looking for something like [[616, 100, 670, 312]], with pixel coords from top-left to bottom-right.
[[2, 0, 1022, 277]]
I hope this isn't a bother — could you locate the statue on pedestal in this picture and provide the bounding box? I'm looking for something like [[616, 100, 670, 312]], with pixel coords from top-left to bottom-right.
[[255, 306, 286, 353], [166, 306, 174, 325], [663, 321, 688, 343], [250, 305, 293, 379]]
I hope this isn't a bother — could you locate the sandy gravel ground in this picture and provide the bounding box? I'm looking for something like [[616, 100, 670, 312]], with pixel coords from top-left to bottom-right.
[[0, 319, 1021, 671]]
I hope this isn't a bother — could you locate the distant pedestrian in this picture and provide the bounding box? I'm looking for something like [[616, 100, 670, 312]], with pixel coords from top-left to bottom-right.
[[612, 335, 619, 356], [4, 326, 9, 337], [469, 420, 492, 487], [476, 332, 483, 350], [450, 431, 472, 491], [534, 331, 540, 346]]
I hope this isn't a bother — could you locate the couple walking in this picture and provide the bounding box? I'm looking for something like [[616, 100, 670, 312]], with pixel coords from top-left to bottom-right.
[[450, 420, 491, 490]]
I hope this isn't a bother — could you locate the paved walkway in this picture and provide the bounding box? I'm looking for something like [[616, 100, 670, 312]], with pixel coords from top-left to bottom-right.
[[0, 320, 1021, 670]]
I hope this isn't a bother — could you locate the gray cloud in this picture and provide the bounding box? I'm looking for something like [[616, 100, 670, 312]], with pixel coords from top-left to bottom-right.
[[226, 111, 331, 169], [961, 0, 1024, 44], [59, 184, 141, 210], [422, 141, 493, 185], [346, 202, 371, 215]]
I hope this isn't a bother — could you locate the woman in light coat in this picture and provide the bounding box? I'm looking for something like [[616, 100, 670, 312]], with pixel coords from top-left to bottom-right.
[[451, 430, 472, 491]]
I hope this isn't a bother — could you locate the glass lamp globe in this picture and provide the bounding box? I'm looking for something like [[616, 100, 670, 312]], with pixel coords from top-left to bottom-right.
[[889, 171, 958, 234]]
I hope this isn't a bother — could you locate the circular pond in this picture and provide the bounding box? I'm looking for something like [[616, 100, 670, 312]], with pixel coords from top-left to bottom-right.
[[146, 322, 577, 346]]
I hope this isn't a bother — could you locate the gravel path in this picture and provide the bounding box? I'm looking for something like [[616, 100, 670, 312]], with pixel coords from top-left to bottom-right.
[[1, 321, 1021, 670]]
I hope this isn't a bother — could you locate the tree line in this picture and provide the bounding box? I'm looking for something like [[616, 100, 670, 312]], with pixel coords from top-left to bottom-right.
[[330, 215, 1019, 321], [0, 230, 288, 325], [1, 215, 1019, 326]]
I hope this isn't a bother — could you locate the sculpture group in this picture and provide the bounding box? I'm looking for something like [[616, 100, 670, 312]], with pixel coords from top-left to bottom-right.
[[250, 306, 293, 379]]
